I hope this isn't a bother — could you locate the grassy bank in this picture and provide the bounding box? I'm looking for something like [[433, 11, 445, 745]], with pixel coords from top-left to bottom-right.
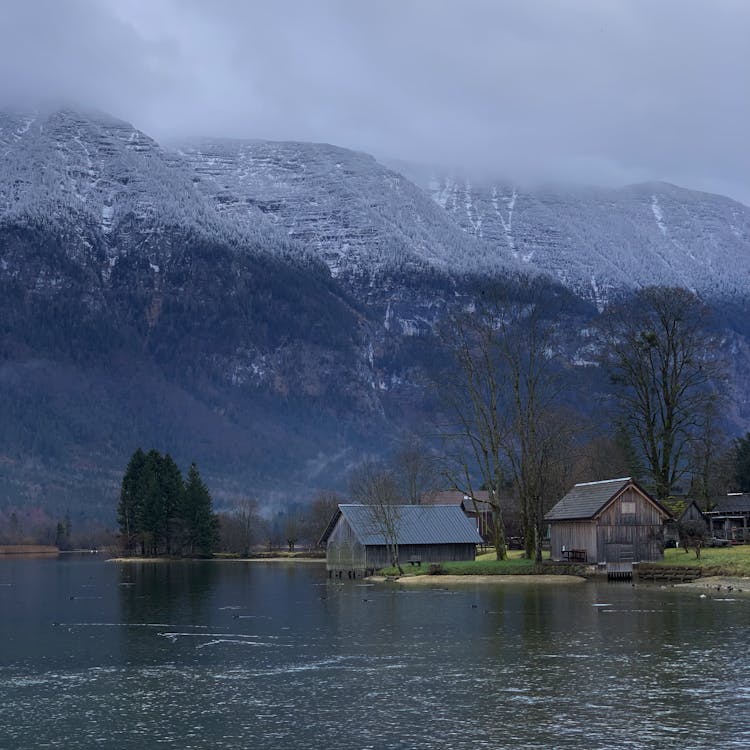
[[379, 549, 585, 578], [213, 551, 325, 560], [0, 545, 58, 555], [654, 546, 750, 577]]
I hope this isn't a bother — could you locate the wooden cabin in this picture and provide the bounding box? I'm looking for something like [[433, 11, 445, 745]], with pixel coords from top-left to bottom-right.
[[545, 477, 671, 564], [420, 490, 494, 542], [705, 493, 750, 541], [319, 504, 483, 577]]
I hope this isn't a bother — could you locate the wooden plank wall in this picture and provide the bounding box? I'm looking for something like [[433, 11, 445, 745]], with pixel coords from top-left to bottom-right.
[[549, 522, 597, 562], [325, 517, 366, 571], [595, 487, 665, 562], [365, 543, 477, 570]]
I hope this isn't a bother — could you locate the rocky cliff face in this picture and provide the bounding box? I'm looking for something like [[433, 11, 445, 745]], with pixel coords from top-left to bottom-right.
[[175, 138, 520, 289], [407, 171, 750, 307]]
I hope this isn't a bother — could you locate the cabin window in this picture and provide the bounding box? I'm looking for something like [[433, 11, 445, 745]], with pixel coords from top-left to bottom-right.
[[621, 501, 636, 516]]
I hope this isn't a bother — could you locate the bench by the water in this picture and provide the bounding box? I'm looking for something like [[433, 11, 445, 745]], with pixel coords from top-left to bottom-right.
[[407, 557, 422, 567]]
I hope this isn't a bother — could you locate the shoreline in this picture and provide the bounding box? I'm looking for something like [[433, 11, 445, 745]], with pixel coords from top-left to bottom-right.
[[368, 574, 587, 585], [107, 556, 326, 564], [676, 575, 750, 592]]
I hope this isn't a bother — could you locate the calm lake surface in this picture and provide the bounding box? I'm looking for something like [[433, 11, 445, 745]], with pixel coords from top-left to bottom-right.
[[1, 557, 749, 749]]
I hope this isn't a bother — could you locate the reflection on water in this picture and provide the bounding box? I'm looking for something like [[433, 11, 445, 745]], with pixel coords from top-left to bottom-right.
[[0, 557, 748, 749]]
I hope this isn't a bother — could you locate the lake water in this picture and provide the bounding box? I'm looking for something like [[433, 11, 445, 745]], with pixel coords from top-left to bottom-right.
[[0, 556, 749, 749]]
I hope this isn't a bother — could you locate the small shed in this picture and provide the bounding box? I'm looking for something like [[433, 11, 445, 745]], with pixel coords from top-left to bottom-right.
[[679, 500, 709, 525], [319, 504, 483, 577], [545, 477, 671, 564], [664, 499, 708, 545]]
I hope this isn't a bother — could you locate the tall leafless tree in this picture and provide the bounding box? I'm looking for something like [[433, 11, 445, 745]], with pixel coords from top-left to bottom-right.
[[440, 279, 571, 561], [600, 287, 725, 504], [440, 295, 510, 559], [304, 490, 345, 546], [391, 432, 437, 505], [490, 288, 575, 562], [348, 459, 404, 573]]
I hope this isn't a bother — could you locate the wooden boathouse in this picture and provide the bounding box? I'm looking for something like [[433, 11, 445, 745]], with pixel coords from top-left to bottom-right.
[[320, 504, 483, 577], [546, 477, 671, 566]]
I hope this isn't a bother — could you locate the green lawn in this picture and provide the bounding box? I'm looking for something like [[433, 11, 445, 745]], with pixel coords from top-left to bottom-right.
[[655, 545, 750, 577], [379, 545, 750, 578], [379, 549, 568, 577]]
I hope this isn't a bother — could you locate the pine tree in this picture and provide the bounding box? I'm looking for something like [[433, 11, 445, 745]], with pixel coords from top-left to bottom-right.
[[137, 450, 164, 556], [181, 463, 219, 556], [117, 448, 188, 556], [158, 453, 185, 555], [117, 448, 147, 555]]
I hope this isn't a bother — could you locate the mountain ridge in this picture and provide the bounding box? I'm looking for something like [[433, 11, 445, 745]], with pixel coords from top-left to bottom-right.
[[0, 107, 748, 521]]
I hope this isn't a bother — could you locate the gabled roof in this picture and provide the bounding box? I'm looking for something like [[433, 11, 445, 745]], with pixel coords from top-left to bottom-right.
[[421, 490, 491, 507], [677, 499, 708, 522], [545, 477, 670, 522], [320, 504, 483, 546]]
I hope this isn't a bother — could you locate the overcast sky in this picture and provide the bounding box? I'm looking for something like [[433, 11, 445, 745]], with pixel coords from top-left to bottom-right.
[[1, 0, 748, 202]]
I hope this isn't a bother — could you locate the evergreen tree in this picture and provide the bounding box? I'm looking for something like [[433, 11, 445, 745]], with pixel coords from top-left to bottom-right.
[[181, 463, 219, 556], [117, 449, 218, 556], [158, 453, 185, 555], [137, 450, 164, 556], [117, 448, 147, 555]]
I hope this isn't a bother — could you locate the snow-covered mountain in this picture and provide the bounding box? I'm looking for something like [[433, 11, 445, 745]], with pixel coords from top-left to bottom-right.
[[3, 110, 748, 306], [407, 172, 750, 305], [0, 109, 304, 267], [174, 138, 520, 292]]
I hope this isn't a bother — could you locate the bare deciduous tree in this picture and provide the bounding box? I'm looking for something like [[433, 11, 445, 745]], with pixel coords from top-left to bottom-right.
[[490, 291, 572, 562], [303, 490, 345, 546], [440, 296, 510, 559], [440, 279, 575, 561], [391, 433, 437, 505], [348, 460, 404, 573], [218, 497, 263, 557], [600, 287, 725, 504]]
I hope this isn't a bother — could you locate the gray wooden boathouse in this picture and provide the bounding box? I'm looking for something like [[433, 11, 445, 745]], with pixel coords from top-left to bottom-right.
[[320, 504, 483, 577], [546, 477, 671, 565]]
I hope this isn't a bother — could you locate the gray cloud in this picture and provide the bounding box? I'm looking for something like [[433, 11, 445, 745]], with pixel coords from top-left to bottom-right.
[[1, 0, 748, 202]]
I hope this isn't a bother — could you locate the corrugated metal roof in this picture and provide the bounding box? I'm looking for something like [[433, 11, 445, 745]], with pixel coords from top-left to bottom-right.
[[339, 504, 484, 546], [545, 477, 632, 521]]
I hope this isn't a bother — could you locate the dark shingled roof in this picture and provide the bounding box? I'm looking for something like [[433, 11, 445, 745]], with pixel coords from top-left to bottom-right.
[[330, 504, 483, 546], [421, 490, 491, 507], [545, 477, 633, 521], [707, 494, 750, 514]]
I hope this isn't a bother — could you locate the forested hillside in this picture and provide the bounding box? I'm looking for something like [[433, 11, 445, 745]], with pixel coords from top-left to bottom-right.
[[1, 108, 749, 527]]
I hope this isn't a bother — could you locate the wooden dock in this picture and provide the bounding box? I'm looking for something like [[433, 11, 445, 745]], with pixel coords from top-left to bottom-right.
[[606, 562, 633, 581]]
